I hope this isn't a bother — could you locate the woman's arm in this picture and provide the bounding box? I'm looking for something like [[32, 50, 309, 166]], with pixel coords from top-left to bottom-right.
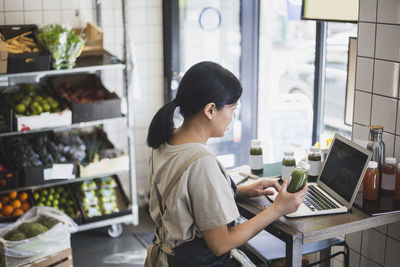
[[202, 179, 307, 256], [236, 179, 281, 199]]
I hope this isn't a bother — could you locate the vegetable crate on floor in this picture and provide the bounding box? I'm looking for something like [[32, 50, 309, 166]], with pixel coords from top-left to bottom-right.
[[20, 248, 72, 267]]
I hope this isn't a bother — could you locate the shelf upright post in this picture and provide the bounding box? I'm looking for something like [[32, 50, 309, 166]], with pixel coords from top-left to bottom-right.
[[121, 0, 139, 225]]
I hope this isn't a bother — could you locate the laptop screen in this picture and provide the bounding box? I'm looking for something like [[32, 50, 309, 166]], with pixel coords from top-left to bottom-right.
[[319, 138, 369, 202]]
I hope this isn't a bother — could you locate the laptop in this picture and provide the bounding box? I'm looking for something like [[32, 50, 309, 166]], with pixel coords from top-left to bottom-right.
[[268, 134, 372, 218]]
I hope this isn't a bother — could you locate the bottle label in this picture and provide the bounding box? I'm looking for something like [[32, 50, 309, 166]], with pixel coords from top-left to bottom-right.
[[282, 166, 295, 180], [382, 173, 396, 191], [308, 160, 322, 176], [250, 155, 263, 170]]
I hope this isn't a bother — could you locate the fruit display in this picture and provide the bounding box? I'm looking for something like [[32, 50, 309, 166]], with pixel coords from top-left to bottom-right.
[[0, 163, 16, 189], [76, 176, 121, 219], [33, 185, 78, 219], [3, 84, 63, 116], [8, 134, 69, 168], [5, 31, 40, 54], [0, 191, 32, 219], [56, 80, 109, 104], [37, 24, 84, 69], [3, 216, 59, 241]]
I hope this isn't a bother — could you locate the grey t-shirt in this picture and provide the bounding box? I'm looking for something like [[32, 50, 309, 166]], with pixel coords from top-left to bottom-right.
[[149, 142, 240, 253]]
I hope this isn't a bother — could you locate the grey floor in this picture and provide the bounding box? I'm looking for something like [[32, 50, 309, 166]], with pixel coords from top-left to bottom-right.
[[71, 206, 155, 267]]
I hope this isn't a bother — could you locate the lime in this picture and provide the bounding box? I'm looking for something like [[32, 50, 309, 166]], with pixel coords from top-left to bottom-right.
[[15, 103, 26, 114], [50, 101, 59, 109], [33, 95, 42, 102]]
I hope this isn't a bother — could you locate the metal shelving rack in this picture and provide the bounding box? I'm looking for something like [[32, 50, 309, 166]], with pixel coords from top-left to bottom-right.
[[0, 0, 139, 237]]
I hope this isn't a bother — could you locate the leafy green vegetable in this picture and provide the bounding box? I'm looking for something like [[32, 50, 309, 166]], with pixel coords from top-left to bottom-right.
[[38, 24, 84, 69]]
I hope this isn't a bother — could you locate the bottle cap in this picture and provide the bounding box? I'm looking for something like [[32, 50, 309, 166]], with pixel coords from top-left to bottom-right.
[[369, 125, 383, 133], [368, 161, 378, 169], [298, 161, 310, 170], [385, 157, 396, 164], [310, 147, 320, 152], [251, 139, 261, 146], [284, 151, 294, 156]]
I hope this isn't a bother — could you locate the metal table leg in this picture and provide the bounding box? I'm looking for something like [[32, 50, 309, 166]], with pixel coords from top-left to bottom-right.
[[286, 233, 303, 267], [320, 247, 332, 267]]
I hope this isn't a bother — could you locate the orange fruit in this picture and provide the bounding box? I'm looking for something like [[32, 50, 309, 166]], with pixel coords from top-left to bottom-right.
[[12, 209, 24, 216], [11, 199, 21, 209], [1, 196, 9, 204], [8, 191, 17, 199], [2, 205, 13, 216], [21, 202, 31, 212], [0, 202, 3, 210], [19, 192, 28, 202]]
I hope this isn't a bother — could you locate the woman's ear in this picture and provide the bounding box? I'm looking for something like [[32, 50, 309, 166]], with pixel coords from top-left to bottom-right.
[[203, 103, 215, 120]]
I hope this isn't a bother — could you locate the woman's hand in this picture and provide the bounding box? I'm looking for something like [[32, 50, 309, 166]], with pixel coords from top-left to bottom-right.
[[271, 179, 307, 216], [236, 179, 281, 198]]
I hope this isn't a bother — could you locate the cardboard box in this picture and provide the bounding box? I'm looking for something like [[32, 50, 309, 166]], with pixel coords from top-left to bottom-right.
[[79, 155, 129, 178], [15, 109, 72, 131], [0, 25, 51, 74], [0, 38, 7, 74], [75, 22, 103, 57], [50, 74, 121, 123]]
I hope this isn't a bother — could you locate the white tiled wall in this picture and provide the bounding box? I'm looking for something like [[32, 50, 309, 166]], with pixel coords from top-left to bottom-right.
[[350, 0, 400, 266], [0, 0, 163, 202]]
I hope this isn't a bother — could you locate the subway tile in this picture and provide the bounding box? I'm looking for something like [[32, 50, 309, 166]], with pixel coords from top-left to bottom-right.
[[371, 94, 397, 134], [374, 225, 387, 235], [0, 1, 3, 11], [101, 8, 114, 27], [373, 60, 399, 98], [0, 12, 4, 24], [377, 0, 400, 24], [127, 8, 147, 26], [78, 8, 94, 24], [352, 123, 370, 143], [395, 136, 400, 162], [24, 11, 43, 25], [43, 0, 61, 10], [4, 0, 23, 11], [383, 132, 395, 157], [376, 24, 400, 61], [359, 0, 377, 22], [360, 255, 383, 267], [361, 229, 386, 265], [79, 0, 93, 9], [385, 237, 400, 267], [331, 258, 343, 267], [61, 10, 81, 28], [346, 231, 362, 253], [353, 90, 372, 126], [357, 23, 376, 58], [349, 249, 360, 267], [397, 103, 400, 135], [356, 57, 374, 93], [388, 222, 400, 242], [113, 8, 123, 26], [61, 0, 80, 10], [43, 10, 62, 25], [5, 11, 24, 24], [23, 0, 42, 11]]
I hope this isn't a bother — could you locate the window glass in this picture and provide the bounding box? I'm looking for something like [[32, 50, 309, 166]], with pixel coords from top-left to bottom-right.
[[321, 22, 357, 143], [258, 0, 316, 162]]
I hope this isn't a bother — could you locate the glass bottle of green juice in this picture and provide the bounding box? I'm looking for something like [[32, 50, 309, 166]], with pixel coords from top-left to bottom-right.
[[250, 139, 263, 175], [308, 147, 322, 182], [282, 151, 296, 180], [287, 161, 309, 193]]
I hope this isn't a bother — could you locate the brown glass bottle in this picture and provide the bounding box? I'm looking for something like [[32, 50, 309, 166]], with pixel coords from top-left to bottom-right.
[[363, 161, 379, 200], [395, 163, 400, 202], [381, 157, 396, 195]]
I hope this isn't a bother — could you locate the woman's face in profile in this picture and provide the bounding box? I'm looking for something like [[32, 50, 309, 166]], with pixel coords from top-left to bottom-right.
[[211, 102, 238, 137]]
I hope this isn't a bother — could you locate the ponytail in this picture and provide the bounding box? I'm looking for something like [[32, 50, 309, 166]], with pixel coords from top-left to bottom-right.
[[147, 101, 177, 149]]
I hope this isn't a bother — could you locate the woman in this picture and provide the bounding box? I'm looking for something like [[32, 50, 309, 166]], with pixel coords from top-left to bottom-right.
[[145, 61, 307, 267]]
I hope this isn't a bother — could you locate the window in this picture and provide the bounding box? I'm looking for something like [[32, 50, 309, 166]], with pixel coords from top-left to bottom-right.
[[258, 0, 316, 162]]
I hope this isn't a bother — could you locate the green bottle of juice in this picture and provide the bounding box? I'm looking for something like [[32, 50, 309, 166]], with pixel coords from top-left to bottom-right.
[[287, 161, 309, 193]]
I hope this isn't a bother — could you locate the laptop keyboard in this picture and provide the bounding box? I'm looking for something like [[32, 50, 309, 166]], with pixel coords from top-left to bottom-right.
[[304, 185, 340, 211]]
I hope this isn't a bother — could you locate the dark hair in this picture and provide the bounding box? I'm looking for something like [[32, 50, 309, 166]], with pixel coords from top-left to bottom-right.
[[147, 61, 242, 149]]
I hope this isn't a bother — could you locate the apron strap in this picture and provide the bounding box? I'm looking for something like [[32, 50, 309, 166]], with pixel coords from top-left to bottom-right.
[[148, 149, 212, 257]]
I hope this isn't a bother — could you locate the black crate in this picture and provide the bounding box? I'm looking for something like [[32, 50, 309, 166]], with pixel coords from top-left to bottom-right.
[[0, 25, 51, 73], [50, 74, 122, 123]]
